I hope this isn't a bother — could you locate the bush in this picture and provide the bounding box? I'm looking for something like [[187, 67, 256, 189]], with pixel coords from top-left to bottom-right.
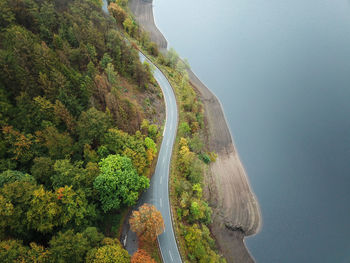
[[199, 153, 211, 164], [148, 124, 158, 141], [178, 122, 191, 137]]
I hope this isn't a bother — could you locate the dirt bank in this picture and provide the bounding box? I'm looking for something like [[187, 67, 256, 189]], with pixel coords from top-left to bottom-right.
[[128, 0, 167, 51], [129, 1, 262, 262]]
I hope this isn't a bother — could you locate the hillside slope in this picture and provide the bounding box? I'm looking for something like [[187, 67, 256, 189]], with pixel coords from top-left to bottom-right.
[[0, 0, 164, 261]]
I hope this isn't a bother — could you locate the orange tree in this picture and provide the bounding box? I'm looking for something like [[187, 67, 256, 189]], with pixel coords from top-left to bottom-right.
[[129, 204, 164, 242], [131, 249, 156, 263]]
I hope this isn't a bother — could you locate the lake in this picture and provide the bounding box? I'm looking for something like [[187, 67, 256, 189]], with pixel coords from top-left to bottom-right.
[[153, 0, 350, 262]]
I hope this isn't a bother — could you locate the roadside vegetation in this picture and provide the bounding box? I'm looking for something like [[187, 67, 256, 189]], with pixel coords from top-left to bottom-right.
[[112, 0, 227, 260], [0, 0, 164, 262], [158, 55, 226, 263]]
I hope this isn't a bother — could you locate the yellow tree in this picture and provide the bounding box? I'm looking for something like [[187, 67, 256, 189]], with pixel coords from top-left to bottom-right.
[[129, 204, 164, 242], [86, 238, 130, 263]]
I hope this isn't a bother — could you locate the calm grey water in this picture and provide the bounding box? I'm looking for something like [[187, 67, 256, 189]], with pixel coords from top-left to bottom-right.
[[153, 0, 350, 262]]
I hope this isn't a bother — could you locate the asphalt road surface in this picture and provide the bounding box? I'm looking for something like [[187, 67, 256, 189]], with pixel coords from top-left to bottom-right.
[[102, 1, 181, 261], [122, 53, 182, 263]]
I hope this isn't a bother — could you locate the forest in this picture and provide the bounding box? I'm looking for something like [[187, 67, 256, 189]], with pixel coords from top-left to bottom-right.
[[0, 0, 164, 261]]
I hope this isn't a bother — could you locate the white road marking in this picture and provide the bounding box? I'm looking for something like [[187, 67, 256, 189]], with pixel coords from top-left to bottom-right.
[[123, 234, 127, 246], [160, 176, 163, 185], [160, 198, 162, 208], [169, 250, 173, 262]]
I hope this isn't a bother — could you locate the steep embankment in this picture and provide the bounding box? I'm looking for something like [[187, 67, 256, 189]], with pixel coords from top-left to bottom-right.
[[128, 0, 262, 262]]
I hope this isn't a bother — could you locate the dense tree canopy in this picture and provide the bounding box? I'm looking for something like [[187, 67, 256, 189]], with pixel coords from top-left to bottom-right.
[[0, 0, 162, 261], [49, 230, 90, 263]]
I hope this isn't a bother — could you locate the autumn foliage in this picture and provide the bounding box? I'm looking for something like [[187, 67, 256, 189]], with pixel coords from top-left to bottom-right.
[[108, 3, 127, 23], [131, 249, 156, 263], [129, 204, 164, 242], [0, 0, 166, 261]]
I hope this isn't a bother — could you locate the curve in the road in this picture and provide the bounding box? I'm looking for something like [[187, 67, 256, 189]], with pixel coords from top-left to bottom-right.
[[101, 1, 181, 261], [138, 52, 181, 263]]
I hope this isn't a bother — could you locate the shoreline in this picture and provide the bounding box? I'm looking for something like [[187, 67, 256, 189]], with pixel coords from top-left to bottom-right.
[[128, 0, 262, 261]]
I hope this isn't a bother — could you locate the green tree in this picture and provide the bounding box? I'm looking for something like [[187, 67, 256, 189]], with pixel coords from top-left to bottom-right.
[[82, 227, 104, 248], [165, 48, 179, 68], [37, 126, 74, 160], [53, 100, 76, 133], [55, 186, 92, 228], [0, 181, 38, 238], [49, 229, 90, 263], [0, 239, 51, 262], [51, 159, 81, 188], [0, 0, 15, 29], [83, 144, 99, 163], [27, 242, 51, 263], [147, 124, 158, 141], [86, 242, 130, 263], [144, 137, 157, 154], [178, 122, 191, 137], [38, 2, 57, 42], [189, 133, 204, 153], [102, 129, 151, 175], [123, 17, 135, 36], [77, 108, 112, 146], [177, 138, 196, 177], [100, 53, 113, 69], [105, 63, 118, 85], [0, 170, 35, 187], [184, 224, 206, 261], [0, 239, 29, 263], [52, 159, 98, 199], [94, 155, 149, 212], [188, 158, 203, 184], [31, 157, 55, 186], [26, 186, 61, 233]]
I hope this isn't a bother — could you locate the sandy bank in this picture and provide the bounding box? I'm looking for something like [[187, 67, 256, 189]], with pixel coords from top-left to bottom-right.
[[129, 1, 262, 262], [128, 0, 167, 51]]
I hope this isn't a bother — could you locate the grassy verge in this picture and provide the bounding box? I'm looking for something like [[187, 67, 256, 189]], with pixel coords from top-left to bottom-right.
[[159, 65, 226, 263]]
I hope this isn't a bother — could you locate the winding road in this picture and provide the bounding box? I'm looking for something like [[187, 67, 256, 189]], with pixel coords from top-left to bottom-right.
[[121, 54, 181, 263], [102, 1, 182, 261], [135, 53, 181, 262]]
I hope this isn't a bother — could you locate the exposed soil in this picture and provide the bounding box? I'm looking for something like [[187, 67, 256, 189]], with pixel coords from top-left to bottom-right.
[[129, 0, 167, 51], [129, 1, 262, 262]]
